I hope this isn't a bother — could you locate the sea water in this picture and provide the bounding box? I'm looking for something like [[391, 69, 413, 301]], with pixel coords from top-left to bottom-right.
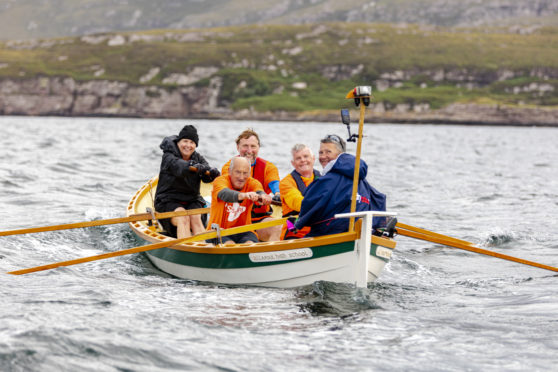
[[1, 116, 557, 371]]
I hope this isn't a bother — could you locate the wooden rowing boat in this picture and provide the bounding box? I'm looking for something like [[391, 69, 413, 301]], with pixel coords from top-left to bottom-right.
[[127, 176, 396, 288]]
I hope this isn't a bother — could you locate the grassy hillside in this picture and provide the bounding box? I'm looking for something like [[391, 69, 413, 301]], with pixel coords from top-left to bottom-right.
[[1, 23, 557, 112]]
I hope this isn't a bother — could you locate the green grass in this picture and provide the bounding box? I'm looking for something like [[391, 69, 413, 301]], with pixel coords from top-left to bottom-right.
[[1, 22, 557, 112]]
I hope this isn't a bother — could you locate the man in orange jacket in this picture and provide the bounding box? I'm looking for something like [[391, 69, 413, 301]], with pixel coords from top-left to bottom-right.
[[208, 156, 272, 244], [221, 128, 281, 241], [279, 144, 320, 239]]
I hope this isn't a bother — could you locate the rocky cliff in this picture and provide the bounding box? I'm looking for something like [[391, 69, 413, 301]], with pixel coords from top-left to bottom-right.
[[0, 76, 224, 118], [2, 76, 557, 126]]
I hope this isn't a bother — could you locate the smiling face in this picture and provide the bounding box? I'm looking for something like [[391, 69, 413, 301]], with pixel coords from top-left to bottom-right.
[[229, 157, 251, 190], [236, 135, 260, 164], [292, 147, 315, 177], [177, 138, 196, 160], [318, 142, 342, 168]]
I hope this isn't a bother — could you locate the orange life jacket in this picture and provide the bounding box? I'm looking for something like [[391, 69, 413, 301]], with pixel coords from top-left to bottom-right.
[[280, 169, 320, 239]]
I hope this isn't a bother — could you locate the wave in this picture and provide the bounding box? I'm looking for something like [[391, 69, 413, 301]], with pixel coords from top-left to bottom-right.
[[1, 179, 21, 189], [475, 193, 504, 202], [295, 281, 382, 317], [481, 232, 517, 246], [476, 228, 546, 247], [455, 276, 533, 289]]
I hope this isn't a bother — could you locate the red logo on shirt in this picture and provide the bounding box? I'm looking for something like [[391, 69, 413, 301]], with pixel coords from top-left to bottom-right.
[[356, 194, 370, 204]]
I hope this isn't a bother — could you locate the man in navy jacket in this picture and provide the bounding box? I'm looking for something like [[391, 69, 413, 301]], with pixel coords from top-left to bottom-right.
[[294, 146, 386, 237]]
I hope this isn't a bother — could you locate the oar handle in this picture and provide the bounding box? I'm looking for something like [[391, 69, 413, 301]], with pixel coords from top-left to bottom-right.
[[191, 165, 281, 205], [254, 195, 282, 207], [189, 166, 210, 176]]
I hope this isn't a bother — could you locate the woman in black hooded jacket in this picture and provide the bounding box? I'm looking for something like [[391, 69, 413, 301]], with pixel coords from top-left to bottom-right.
[[154, 125, 220, 238]]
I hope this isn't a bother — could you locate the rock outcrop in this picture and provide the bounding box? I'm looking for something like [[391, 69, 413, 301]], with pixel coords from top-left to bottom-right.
[[1, 76, 557, 126], [0, 76, 229, 118]]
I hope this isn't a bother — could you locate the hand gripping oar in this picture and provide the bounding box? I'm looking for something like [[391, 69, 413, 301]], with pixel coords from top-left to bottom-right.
[[395, 225, 558, 273], [189, 165, 211, 175], [192, 165, 282, 206], [7, 217, 287, 275], [0, 208, 209, 237]]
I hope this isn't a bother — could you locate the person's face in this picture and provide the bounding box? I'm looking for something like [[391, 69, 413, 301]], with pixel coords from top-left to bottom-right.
[[292, 148, 315, 175], [237, 136, 260, 164], [230, 159, 251, 190], [177, 138, 196, 160], [318, 142, 341, 168]]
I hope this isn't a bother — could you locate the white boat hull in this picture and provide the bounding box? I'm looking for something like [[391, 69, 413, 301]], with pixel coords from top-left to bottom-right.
[[146, 247, 389, 288]]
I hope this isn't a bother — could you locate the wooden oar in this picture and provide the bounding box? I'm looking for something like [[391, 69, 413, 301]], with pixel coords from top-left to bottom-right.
[[395, 226, 558, 273], [396, 222, 473, 246], [0, 208, 209, 237], [7, 217, 287, 275]]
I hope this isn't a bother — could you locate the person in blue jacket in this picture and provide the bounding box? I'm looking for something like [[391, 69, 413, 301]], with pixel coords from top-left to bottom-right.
[[293, 135, 386, 237]]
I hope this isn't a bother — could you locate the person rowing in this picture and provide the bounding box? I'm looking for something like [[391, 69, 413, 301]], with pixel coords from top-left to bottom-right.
[[154, 124, 220, 239], [221, 128, 281, 241], [279, 144, 320, 239], [207, 156, 272, 245]]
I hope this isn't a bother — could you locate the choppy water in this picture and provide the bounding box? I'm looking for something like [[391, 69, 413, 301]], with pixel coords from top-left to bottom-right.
[[1, 116, 557, 371]]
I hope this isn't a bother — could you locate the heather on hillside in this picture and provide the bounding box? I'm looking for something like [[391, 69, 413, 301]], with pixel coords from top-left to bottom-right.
[[1, 23, 557, 114]]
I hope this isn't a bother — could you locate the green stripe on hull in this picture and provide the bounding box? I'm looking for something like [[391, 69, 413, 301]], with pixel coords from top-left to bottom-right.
[[147, 241, 388, 269]]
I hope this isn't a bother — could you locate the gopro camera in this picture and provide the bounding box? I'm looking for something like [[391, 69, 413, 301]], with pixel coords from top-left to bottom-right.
[[353, 86, 372, 106], [353, 86, 372, 97]]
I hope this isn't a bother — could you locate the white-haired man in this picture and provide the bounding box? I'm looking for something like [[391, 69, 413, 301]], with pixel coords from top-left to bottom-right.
[[279, 144, 321, 239]]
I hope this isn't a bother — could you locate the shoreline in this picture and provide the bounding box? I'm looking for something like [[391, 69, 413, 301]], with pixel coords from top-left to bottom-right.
[[224, 105, 558, 127], [2, 109, 558, 127]]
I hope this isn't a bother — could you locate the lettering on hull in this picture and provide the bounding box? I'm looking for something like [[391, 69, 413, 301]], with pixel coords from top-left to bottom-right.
[[375, 246, 392, 259], [249, 248, 313, 263]]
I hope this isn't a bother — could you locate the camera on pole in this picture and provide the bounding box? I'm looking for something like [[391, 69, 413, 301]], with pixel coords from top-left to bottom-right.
[[345, 85, 372, 107]]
